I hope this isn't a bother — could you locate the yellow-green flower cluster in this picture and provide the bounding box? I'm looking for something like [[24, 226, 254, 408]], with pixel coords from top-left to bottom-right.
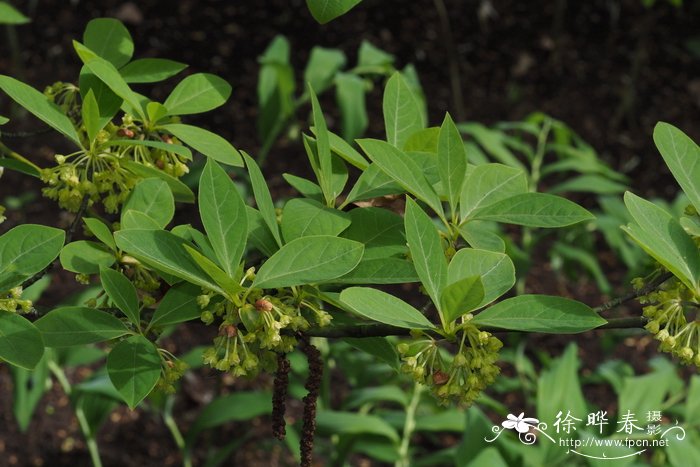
[[155, 358, 189, 394], [0, 287, 32, 313], [199, 290, 332, 378], [641, 278, 700, 366], [0, 205, 5, 224], [398, 323, 502, 407]]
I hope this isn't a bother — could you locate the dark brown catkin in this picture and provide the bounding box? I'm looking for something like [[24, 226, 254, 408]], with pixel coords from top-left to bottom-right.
[[299, 336, 323, 467], [272, 353, 290, 440]]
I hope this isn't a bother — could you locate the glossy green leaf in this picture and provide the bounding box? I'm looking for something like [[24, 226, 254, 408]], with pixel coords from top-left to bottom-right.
[[184, 245, 241, 293], [83, 18, 133, 68], [253, 236, 364, 289], [311, 128, 369, 170], [448, 249, 515, 307], [343, 163, 402, 205], [460, 164, 528, 220], [246, 207, 279, 257], [81, 89, 101, 143], [0, 156, 40, 178], [114, 229, 224, 294], [281, 198, 351, 242], [257, 36, 295, 145], [160, 123, 243, 167], [549, 174, 627, 195], [107, 335, 161, 409], [358, 139, 444, 218], [405, 127, 440, 153], [343, 336, 399, 371], [437, 113, 468, 217], [473, 295, 606, 333], [404, 198, 447, 314], [340, 287, 434, 329], [164, 73, 231, 116], [308, 87, 334, 204], [79, 68, 122, 128], [654, 122, 700, 213], [335, 72, 368, 142], [100, 267, 140, 325], [459, 122, 525, 171], [149, 282, 201, 328], [243, 152, 281, 247], [345, 386, 408, 409], [0, 2, 29, 24], [316, 410, 399, 442], [383, 72, 425, 149], [0, 313, 43, 370], [199, 159, 247, 277], [121, 210, 162, 230], [440, 276, 484, 324], [305, 0, 363, 23], [623, 191, 700, 291], [121, 160, 194, 203], [35, 307, 129, 347], [122, 178, 174, 228], [59, 240, 115, 274], [0, 225, 65, 290], [472, 192, 594, 227], [334, 257, 418, 284], [11, 351, 50, 431], [0, 75, 81, 145], [120, 58, 187, 84], [457, 222, 505, 252], [341, 207, 405, 259], [83, 218, 116, 251], [73, 41, 144, 119], [283, 173, 323, 202]]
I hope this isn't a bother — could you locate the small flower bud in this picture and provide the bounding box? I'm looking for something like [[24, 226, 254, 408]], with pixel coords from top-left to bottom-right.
[[432, 370, 450, 386]]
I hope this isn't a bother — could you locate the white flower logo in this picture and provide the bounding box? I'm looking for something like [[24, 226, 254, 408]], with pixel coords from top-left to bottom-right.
[[502, 413, 539, 433]]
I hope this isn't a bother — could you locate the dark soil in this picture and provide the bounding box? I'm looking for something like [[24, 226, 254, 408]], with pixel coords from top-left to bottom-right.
[[1, 0, 699, 465]]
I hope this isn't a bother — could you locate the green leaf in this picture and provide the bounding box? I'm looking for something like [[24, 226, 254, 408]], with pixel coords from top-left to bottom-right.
[[459, 123, 526, 171], [11, 351, 50, 431], [345, 386, 408, 408], [283, 173, 323, 202], [0, 2, 29, 24], [473, 295, 606, 333], [84, 218, 115, 250], [246, 207, 279, 257], [106, 139, 192, 160], [160, 123, 243, 167], [122, 178, 174, 228], [0, 225, 65, 290], [199, 159, 247, 277], [0, 313, 43, 370], [0, 75, 81, 145], [357, 41, 394, 70], [404, 198, 447, 314], [100, 268, 140, 326], [440, 276, 484, 324], [184, 245, 241, 294], [335, 72, 368, 142], [654, 122, 700, 213], [448, 249, 515, 308], [35, 307, 129, 347], [549, 174, 627, 195], [59, 240, 115, 274], [243, 152, 281, 247], [457, 222, 505, 252], [73, 41, 144, 119], [459, 164, 528, 220], [383, 72, 425, 149], [472, 192, 595, 227], [437, 113, 468, 217], [164, 73, 231, 116], [339, 287, 434, 329], [257, 36, 295, 145], [305, 0, 363, 23], [114, 229, 224, 294], [185, 392, 271, 448], [623, 191, 700, 291], [341, 207, 405, 259], [305, 47, 346, 93], [405, 127, 440, 153], [316, 410, 399, 442], [343, 336, 399, 371], [311, 128, 369, 170], [121, 160, 195, 203], [281, 198, 351, 242], [83, 18, 133, 68], [120, 58, 187, 84], [253, 236, 364, 289], [81, 89, 101, 143], [121, 210, 162, 230], [79, 68, 122, 129], [343, 163, 402, 205], [0, 156, 40, 178], [308, 87, 334, 205], [358, 139, 444, 218], [107, 335, 161, 409], [149, 282, 201, 328], [334, 257, 418, 284]]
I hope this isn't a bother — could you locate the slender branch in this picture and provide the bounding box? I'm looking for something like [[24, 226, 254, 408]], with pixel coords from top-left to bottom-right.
[[593, 271, 673, 313], [21, 194, 90, 289]]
